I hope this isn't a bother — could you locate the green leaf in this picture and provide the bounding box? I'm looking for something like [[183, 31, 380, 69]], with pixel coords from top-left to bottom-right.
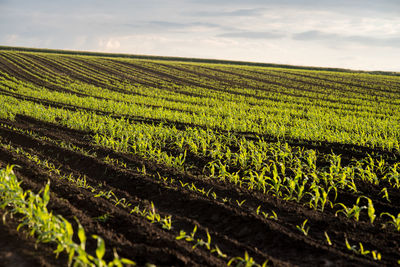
[[76, 219, 86, 250], [42, 181, 51, 206], [93, 235, 106, 260], [120, 258, 136, 265], [63, 218, 74, 240], [68, 247, 76, 266]]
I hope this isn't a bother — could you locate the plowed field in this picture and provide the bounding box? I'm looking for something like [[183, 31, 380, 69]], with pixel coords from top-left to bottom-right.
[[0, 49, 399, 266]]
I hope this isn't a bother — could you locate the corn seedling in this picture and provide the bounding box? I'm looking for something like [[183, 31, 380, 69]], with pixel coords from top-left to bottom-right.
[[371, 250, 382, 261], [345, 238, 358, 253], [227, 251, 269, 267], [345, 238, 382, 260], [176, 225, 198, 242], [380, 187, 391, 202], [176, 226, 227, 258], [93, 213, 113, 223], [0, 166, 135, 266], [380, 212, 400, 231], [296, 219, 310, 236], [236, 199, 246, 207], [335, 200, 366, 222], [261, 210, 278, 221], [324, 231, 332, 246], [364, 197, 376, 224]]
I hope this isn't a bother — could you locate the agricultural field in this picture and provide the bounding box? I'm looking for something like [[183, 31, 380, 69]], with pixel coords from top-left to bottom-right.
[[0, 48, 400, 266]]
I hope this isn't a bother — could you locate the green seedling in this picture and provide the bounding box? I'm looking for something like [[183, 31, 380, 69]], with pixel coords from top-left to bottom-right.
[[371, 250, 381, 261], [261, 210, 278, 221], [0, 166, 135, 266], [324, 231, 332, 246], [345, 238, 358, 253], [365, 197, 376, 224], [93, 213, 113, 223], [236, 199, 246, 207], [345, 238, 381, 260], [256, 206, 261, 215], [193, 230, 212, 250], [176, 225, 198, 242], [335, 202, 366, 222], [296, 219, 310, 236], [211, 245, 227, 258], [380, 212, 400, 231], [380, 187, 390, 202], [227, 251, 268, 267]]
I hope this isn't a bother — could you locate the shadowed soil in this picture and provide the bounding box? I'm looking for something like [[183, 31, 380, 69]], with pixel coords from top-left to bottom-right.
[[0, 51, 399, 266], [0, 116, 398, 266]]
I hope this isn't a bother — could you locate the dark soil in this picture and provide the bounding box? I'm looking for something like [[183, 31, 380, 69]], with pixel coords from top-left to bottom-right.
[[0, 115, 398, 266], [0, 52, 399, 266], [0, 210, 66, 267]]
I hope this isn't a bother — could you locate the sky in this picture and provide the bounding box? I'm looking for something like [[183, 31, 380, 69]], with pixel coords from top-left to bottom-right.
[[0, 0, 399, 71]]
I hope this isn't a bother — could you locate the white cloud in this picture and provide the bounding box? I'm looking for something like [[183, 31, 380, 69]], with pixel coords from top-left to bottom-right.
[[5, 34, 19, 44], [0, 0, 399, 71], [99, 38, 121, 51]]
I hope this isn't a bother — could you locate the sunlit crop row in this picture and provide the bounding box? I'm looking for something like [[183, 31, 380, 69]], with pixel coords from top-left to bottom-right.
[[0, 165, 135, 266], [1, 50, 400, 264]]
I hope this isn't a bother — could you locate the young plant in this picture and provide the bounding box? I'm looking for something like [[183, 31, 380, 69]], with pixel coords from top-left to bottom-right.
[[0, 166, 135, 266], [324, 231, 332, 246], [261, 210, 278, 221], [371, 250, 381, 261], [380, 212, 400, 231], [345, 238, 358, 253], [335, 201, 366, 222], [176, 226, 227, 258], [93, 213, 113, 223], [296, 219, 310, 236], [228, 251, 268, 267], [380, 187, 390, 202], [176, 225, 198, 242], [236, 199, 246, 207], [345, 238, 381, 260], [365, 197, 376, 224]]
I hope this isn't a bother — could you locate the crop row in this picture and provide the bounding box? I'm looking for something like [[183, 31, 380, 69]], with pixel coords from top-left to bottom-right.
[[1, 49, 400, 265]]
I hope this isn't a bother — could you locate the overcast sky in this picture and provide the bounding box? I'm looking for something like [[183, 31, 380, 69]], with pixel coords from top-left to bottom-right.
[[1, 0, 399, 71]]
